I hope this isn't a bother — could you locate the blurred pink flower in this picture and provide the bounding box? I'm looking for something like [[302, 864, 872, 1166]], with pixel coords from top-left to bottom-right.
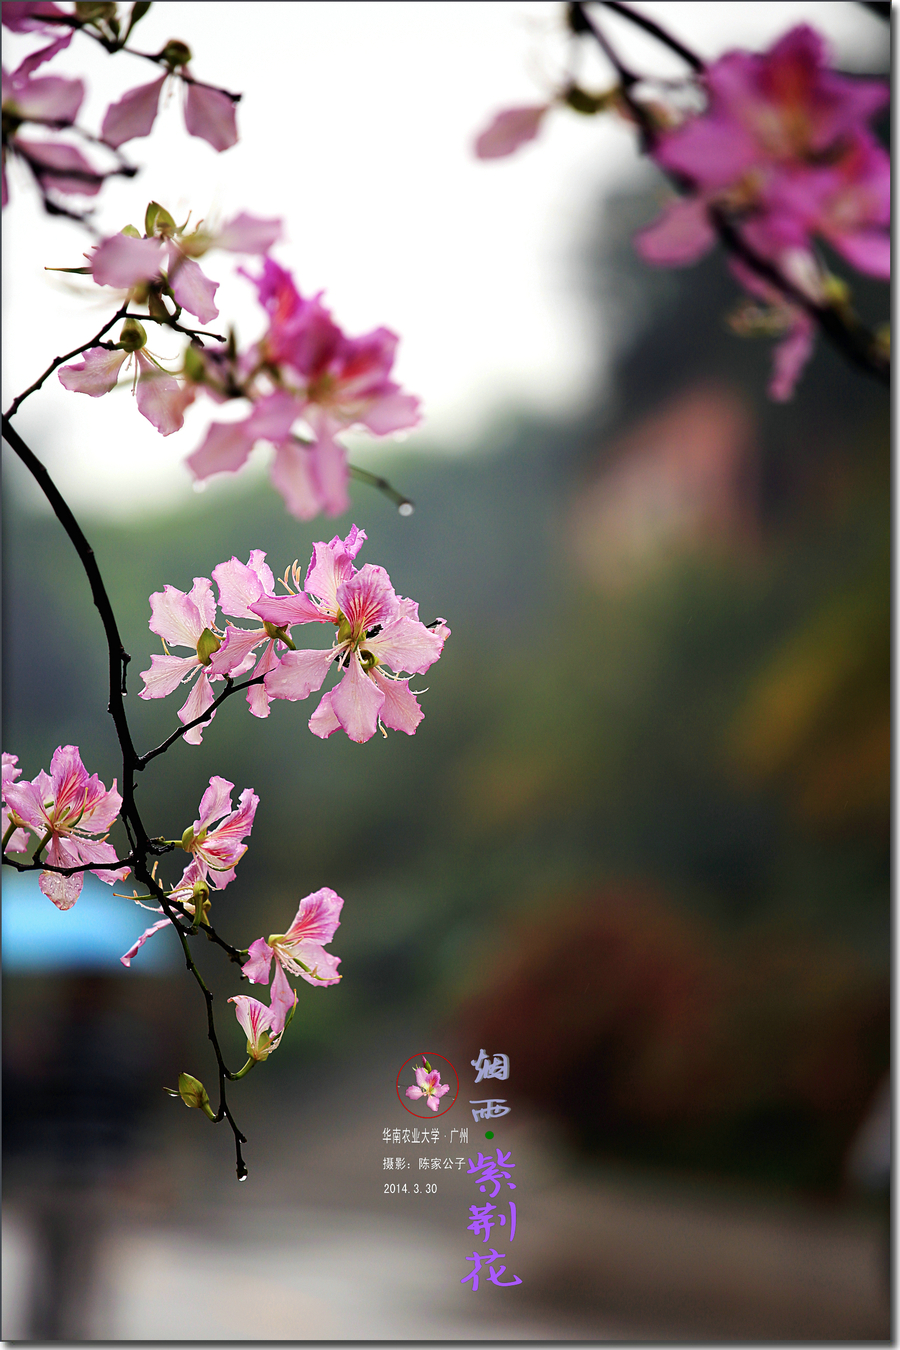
[[638, 25, 890, 277], [58, 341, 193, 435], [100, 67, 237, 152], [186, 261, 419, 519]]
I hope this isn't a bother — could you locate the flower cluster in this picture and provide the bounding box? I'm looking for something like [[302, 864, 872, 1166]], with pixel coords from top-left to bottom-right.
[[1, 745, 128, 909], [120, 775, 257, 967], [57, 215, 420, 515], [2, 4, 239, 211], [184, 258, 421, 519], [139, 525, 450, 744], [474, 22, 889, 401], [634, 27, 889, 397]]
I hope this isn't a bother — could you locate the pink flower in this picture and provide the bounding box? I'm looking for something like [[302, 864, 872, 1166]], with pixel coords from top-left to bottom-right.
[[87, 212, 281, 324], [138, 575, 224, 744], [100, 65, 237, 153], [474, 104, 550, 159], [186, 261, 420, 519], [2, 745, 128, 910], [2, 753, 31, 853], [243, 888, 343, 1023], [256, 529, 449, 744], [2, 49, 83, 125], [58, 340, 193, 436], [229, 989, 294, 1058], [728, 256, 816, 402], [1, 3, 72, 37], [405, 1063, 451, 1112], [205, 549, 301, 719], [178, 775, 258, 890], [637, 25, 890, 277]]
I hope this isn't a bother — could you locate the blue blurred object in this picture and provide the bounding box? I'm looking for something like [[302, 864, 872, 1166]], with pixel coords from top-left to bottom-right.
[[2, 868, 177, 972]]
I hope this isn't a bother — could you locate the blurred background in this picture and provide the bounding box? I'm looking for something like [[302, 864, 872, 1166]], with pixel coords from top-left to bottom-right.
[[2, 1, 889, 1340]]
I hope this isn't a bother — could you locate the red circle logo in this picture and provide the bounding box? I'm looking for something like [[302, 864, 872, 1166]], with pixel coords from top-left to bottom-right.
[[396, 1051, 459, 1117]]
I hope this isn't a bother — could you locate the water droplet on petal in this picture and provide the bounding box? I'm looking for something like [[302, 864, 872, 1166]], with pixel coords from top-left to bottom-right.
[[398, 501, 414, 517]]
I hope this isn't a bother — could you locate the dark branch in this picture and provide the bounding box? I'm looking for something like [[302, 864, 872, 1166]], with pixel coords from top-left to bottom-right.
[[595, 1, 705, 73]]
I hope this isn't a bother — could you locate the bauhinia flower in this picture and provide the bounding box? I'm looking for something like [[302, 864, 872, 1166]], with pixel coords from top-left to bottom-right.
[[243, 887, 344, 1030], [2, 752, 31, 852], [405, 1061, 451, 1112], [228, 989, 295, 1060], [205, 549, 300, 719], [100, 40, 238, 153], [636, 26, 890, 279], [177, 775, 258, 890], [254, 526, 449, 743], [186, 259, 420, 519], [138, 573, 224, 743], [86, 205, 282, 325], [58, 317, 194, 435], [1, 39, 100, 207], [2, 745, 129, 910]]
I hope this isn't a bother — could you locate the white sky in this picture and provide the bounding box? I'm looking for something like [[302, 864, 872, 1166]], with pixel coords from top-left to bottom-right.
[[2, 2, 886, 518]]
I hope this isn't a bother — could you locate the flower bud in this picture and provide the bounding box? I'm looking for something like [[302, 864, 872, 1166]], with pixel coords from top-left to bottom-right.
[[147, 290, 171, 322], [192, 878, 211, 926], [161, 39, 192, 67], [196, 627, 222, 666], [182, 344, 207, 382], [176, 1072, 216, 1118], [145, 201, 176, 237], [75, 1, 117, 20], [117, 317, 147, 352], [563, 83, 618, 115]]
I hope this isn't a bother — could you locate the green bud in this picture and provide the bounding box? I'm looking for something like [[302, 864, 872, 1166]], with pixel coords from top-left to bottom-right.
[[182, 344, 206, 382], [147, 290, 171, 322], [117, 317, 147, 352], [336, 615, 352, 645], [127, 2, 152, 35], [160, 38, 192, 67], [263, 621, 296, 650], [195, 626, 222, 666], [145, 200, 176, 237], [121, 223, 141, 238], [75, 1, 118, 20], [562, 84, 618, 115], [192, 878, 211, 926], [177, 1072, 215, 1118]]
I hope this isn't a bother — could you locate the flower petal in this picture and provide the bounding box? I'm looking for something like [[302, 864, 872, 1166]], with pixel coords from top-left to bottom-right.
[[265, 646, 336, 702], [183, 78, 237, 151], [329, 655, 385, 743], [100, 74, 165, 147], [58, 347, 127, 396]]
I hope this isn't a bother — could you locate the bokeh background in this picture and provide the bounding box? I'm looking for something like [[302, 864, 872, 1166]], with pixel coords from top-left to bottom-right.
[[2, 1, 889, 1340]]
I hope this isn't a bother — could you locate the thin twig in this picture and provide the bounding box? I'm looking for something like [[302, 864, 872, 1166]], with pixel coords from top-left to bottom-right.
[[4, 305, 129, 419]]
